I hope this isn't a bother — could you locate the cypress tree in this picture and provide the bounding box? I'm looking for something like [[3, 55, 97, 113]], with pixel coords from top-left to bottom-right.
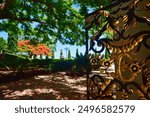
[[76, 48, 79, 58], [52, 51, 55, 59], [68, 49, 71, 59], [60, 49, 63, 59], [7, 34, 17, 54]]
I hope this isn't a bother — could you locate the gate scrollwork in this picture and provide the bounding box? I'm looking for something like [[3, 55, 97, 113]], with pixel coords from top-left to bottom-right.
[[86, 0, 150, 99]]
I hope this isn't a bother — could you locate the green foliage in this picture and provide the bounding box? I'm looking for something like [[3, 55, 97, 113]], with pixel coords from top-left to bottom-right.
[[0, 52, 87, 75], [60, 49, 63, 59], [0, 0, 110, 46], [71, 53, 86, 75], [51, 51, 55, 59], [68, 49, 71, 59], [48, 59, 74, 72], [0, 0, 81, 45], [105, 48, 110, 59], [40, 54, 42, 60], [0, 53, 31, 69], [74, 0, 111, 16], [0, 37, 7, 53], [76, 48, 79, 58], [0, 53, 74, 70], [7, 35, 17, 54]]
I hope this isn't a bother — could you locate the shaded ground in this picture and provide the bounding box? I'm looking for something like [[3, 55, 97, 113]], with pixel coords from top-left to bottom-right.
[[0, 72, 87, 100]]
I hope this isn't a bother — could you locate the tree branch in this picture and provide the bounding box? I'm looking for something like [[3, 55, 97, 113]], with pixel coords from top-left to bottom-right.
[[0, 16, 47, 25]]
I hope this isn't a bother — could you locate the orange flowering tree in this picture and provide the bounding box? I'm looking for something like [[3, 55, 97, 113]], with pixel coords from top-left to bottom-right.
[[18, 40, 52, 58]]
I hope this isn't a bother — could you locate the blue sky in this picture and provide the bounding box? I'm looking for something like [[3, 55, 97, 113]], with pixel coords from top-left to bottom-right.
[[0, 31, 85, 59]]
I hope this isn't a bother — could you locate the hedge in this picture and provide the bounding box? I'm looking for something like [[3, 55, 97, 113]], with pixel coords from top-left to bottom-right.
[[0, 53, 75, 71]]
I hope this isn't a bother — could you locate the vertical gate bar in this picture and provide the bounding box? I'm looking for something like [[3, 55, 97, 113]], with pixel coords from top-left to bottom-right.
[[85, 27, 89, 100]]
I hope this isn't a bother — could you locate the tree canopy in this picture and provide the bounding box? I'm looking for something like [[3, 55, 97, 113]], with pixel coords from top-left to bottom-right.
[[0, 37, 7, 53], [0, 0, 110, 46]]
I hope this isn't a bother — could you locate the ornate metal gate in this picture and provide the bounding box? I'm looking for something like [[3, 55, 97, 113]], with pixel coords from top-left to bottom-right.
[[86, 0, 150, 99]]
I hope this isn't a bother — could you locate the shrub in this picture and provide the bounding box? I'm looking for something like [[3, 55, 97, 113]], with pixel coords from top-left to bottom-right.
[[71, 53, 86, 75], [47, 59, 74, 72], [0, 53, 87, 76]]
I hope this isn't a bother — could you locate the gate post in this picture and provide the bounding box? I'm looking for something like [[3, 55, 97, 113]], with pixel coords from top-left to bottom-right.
[[85, 26, 89, 100]]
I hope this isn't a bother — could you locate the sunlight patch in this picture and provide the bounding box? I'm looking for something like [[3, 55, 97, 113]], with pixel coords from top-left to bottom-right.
[[4, 88, 60, 99]]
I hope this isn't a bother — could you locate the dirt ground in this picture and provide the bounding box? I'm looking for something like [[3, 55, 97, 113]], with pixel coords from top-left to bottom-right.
[[0, 72, 87, 100]]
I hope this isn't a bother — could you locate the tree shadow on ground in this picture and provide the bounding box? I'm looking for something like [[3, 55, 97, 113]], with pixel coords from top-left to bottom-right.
[[0, 72, 87, 100]]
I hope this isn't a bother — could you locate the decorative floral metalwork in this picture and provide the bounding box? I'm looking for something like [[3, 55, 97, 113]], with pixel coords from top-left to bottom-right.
[[101, 59, 113, 68], [86, 0, 150, 99]]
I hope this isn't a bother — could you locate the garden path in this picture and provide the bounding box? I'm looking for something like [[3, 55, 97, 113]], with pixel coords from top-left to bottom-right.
[[0, 72, 87, 100]]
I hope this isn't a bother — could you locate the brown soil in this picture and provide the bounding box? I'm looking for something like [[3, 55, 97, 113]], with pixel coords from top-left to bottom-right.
[[0, 72, 87, 100]]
